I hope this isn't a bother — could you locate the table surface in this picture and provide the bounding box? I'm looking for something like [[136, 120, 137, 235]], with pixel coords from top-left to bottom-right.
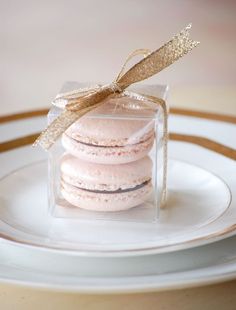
[[1, 1, 236, 309]]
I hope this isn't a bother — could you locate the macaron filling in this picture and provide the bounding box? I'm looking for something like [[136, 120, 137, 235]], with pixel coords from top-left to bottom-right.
[[65, 128, 155, 147], [61, 179, 153, 211], [62, 132, 154, 164], [64, 129, 154, 147], [61, 179, 151, 194]]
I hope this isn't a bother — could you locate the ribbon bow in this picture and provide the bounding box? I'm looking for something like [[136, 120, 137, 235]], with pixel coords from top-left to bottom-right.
[[34, 24, 199, 150]]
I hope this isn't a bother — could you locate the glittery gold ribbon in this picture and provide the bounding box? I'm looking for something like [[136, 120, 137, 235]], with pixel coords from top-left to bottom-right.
[[34, 24, 199, 150], [34, 24, 199, 206]]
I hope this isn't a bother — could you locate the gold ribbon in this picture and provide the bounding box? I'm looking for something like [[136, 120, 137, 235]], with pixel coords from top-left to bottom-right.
[[34, 24, 199, 206]]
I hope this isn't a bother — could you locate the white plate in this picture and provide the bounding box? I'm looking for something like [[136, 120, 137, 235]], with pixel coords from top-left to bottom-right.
[[0, 112, 236, 292], [0, 114, 236, 256], [0, 157, 232, 255], [1, 235, 236, 293]]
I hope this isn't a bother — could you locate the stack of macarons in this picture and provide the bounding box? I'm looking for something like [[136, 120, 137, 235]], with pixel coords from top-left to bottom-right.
[[60, 96, 155, 212]]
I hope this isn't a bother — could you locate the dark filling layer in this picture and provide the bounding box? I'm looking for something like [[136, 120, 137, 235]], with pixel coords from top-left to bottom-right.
[[66, 133, 152, 148], [62, 179, 151, 194]]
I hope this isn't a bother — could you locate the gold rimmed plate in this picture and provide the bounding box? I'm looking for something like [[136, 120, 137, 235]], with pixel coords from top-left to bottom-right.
[[0, 139, 235, 256], [0, 110, 236, 257], [0, 110, 236, 293]]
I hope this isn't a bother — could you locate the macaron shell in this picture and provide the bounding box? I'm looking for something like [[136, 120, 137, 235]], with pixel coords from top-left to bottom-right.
[[62, 133, 154, 164], [65, 97, 156, 147], [61, 180, 152, 212], [60, 153, 153, 191], [66, 119, 155, 147]]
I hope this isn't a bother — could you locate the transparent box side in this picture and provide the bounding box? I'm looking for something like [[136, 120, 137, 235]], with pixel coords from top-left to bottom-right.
[[48, 82, 168, 223]]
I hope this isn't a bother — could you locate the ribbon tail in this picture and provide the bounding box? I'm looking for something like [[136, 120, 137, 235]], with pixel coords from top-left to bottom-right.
[[33, 105, 98, 150], [118, 24, 199, 87], [34, 86, 116, 150]]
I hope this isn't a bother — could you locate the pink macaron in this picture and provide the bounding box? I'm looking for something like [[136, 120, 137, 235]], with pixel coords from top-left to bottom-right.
[[60, 153, 153, 211], [62, 96, 155, 164]]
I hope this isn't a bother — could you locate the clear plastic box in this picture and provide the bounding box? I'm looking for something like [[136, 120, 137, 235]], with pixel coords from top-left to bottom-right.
[[48, 82, 168, 223]]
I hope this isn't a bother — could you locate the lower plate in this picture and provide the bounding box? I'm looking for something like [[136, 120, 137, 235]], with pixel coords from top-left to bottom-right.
[[1, 235, 236, 293]]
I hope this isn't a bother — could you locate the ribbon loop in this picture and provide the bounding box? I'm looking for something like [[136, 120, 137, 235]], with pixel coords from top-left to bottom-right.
[[115, 48, 152, 82]]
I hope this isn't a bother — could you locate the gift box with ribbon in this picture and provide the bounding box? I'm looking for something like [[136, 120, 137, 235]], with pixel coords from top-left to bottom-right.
[[35, 24, 199, 223]]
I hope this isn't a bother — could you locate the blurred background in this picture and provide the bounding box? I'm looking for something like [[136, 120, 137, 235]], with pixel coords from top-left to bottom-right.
[[1, 0, 236, 115]]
